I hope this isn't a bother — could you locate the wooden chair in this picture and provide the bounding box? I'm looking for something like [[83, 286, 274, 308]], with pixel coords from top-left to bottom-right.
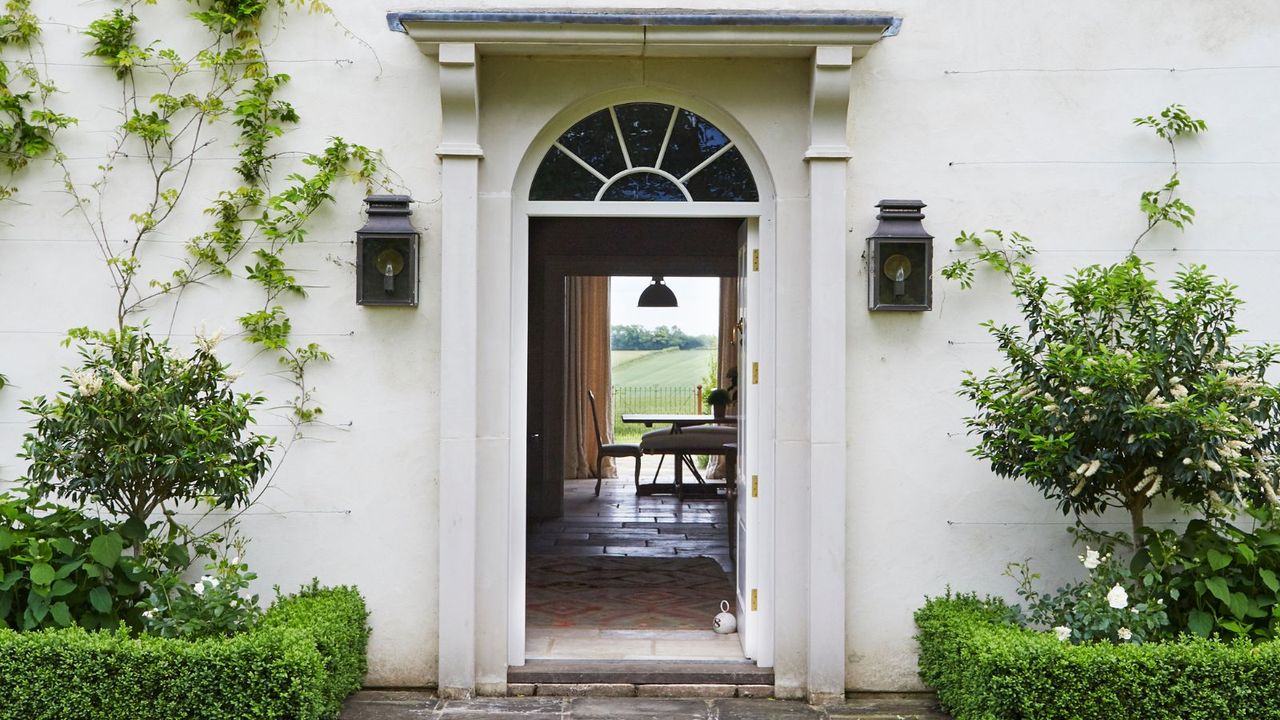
[[587, 390, 642, 496]]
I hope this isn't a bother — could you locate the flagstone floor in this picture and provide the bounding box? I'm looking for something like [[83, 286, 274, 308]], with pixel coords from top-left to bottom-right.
[[526, 469, 742, 661]]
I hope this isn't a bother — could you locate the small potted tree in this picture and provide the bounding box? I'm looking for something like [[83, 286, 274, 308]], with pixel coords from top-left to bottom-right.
[[706, 387, 731, 419]]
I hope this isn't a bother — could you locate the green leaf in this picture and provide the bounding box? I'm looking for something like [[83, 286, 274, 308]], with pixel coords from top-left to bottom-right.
[[89, 532, 123, 566], [50, 537, 75, 556], [1220, 619, 1250, 636], [89, 586, 112, 614], [49, 601, 71, 627], [1261, 568, 1279, 593], [1205, 576, 1232, 604], [120, 518, 148, 541], [27, 590, 48, 622], [50, 579, 76, 597], [0, 570, 21, 591], [1188, 609, 1213, 637], [29, 563, 55, 586], [54, 558, 84, 579], [1207, 549, 1232, 571], [0, 528, 14, 551], [1237, 544, 1257, 564], [1228, 592, 1250, 620]]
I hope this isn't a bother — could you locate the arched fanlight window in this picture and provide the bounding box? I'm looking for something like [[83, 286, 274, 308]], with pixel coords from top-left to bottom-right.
[[530, 103, 759, 202]]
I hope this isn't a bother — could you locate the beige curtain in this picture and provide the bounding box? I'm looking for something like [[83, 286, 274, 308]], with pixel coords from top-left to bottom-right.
[[707, 276, 739, 479], [564, 276, 614, 479]]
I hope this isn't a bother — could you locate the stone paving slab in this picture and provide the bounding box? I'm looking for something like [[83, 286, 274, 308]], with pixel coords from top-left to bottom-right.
[[341, 691, 953, 719]]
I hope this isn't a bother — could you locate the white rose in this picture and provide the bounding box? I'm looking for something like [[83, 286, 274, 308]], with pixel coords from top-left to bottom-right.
[[1080, 547, 1101, 570], [1117, 627, 1132, 641], [192, 581, 205, 596], [1107, 584, 1129, 610], [1053, 626, 1072, 642]]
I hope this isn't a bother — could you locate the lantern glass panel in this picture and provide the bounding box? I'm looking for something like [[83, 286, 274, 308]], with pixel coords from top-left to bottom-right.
[[871, 239, 930, 310]]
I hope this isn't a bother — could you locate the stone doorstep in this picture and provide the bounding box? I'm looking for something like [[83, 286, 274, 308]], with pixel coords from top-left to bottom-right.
[[507, 683, 767, 698]]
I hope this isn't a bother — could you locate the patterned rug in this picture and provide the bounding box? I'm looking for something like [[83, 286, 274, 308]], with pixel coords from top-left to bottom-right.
[[527, 555, 735, 630]]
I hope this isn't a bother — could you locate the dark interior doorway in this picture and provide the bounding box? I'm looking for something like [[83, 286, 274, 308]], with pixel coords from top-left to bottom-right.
[[526, 217, 742, 520]]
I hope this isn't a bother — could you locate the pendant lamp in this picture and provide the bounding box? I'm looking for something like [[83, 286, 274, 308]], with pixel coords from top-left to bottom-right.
[[637, 276, 678, 307]]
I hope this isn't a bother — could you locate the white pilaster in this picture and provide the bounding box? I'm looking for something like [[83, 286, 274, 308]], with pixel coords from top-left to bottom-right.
[[436, 41, 482, 699], [805, 44, 853, 704]]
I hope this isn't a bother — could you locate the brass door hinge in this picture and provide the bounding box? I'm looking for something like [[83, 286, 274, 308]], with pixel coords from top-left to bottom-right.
[[751, 588, 758, 611], [751, 362, 759, 384], [751, 474, 759, 498], [752, 249, 759, 272]]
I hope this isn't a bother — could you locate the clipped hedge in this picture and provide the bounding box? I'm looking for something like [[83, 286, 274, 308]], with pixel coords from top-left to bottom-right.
[[916, 594, 1280, 720], [0, 584, 368, 720]]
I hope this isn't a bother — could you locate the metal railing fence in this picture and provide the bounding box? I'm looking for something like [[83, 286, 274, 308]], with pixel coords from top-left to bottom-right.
[[611, 384, 702, 441]]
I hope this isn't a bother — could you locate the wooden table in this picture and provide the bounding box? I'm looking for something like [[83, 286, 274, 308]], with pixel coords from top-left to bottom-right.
[[621, 413, 737, 428], [621, 413, 737, 498]]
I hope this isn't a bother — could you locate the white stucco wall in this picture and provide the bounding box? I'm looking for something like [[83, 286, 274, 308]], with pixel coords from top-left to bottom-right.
[[3, 0, 1279, 692], [0, 1, 443, 686], [843, 0, 1280, 690]]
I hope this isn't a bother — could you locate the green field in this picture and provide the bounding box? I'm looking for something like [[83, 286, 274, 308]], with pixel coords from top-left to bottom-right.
[[611, 348, 715, 386], [610, 348, 716, 440]]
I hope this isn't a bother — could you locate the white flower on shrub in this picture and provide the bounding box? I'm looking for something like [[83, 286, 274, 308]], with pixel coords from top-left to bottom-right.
[[108, 367, 139, 393], [1117, 627, 1132, 641], [1053, 626, 1071, 642], [192, 575, 219, 596], [1107, 584, 1129, 609], [1079, 547, 1101, 570], [142, 608, 157, 619], [195, 323, 224, 351], [71, 370, 103, 397]]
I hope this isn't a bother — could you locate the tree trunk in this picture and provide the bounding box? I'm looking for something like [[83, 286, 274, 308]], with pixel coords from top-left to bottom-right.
[[1129, 501, 1146, 548]]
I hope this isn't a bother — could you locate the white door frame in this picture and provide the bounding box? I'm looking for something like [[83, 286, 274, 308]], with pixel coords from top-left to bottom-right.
[[507, 88, 778, 673], [413, 21, 875, 700]]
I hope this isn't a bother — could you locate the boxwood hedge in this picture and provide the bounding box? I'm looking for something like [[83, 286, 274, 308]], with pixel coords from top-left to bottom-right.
[[0, 583, 368, 720], [915, 593, 1280, 720]]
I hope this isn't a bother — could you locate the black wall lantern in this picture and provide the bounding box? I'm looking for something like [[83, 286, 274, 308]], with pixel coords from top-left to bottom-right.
[[356, 194, 419, 306], [867, 199, 933, 311]]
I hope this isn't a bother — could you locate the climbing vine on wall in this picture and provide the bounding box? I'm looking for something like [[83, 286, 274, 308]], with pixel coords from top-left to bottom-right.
[[0, 0, 74, 204], [23, 0, 392, 428], [0, 0, 399, 531]]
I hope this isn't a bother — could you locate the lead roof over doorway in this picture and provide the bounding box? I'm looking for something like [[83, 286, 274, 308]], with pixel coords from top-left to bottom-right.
[[389, 9, 901, 58]]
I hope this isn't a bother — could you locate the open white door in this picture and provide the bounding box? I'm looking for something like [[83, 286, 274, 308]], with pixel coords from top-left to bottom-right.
[[735, 217, 773, 665]]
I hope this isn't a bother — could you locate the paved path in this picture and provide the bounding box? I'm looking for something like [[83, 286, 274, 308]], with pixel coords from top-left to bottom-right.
[[342, 691, 952, 719]]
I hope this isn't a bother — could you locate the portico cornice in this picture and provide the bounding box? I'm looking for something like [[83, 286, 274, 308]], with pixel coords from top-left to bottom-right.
[[389, 9, 900, 58]]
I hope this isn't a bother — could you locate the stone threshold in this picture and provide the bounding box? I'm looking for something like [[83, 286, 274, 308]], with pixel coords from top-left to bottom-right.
[[508, 659, 773, 686], [343, 689, 952, 719]]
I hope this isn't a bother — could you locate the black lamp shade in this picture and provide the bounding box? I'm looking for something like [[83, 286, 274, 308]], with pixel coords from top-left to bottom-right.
[[638, 277, 678, 307]]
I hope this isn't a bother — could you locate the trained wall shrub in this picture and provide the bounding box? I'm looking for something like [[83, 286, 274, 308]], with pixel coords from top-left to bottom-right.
[[916, 594, 1280, 720], [0, 584, 368, 720]]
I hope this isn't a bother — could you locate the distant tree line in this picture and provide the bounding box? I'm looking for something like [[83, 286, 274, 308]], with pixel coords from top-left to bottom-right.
[[611, 325, 715, 350]]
